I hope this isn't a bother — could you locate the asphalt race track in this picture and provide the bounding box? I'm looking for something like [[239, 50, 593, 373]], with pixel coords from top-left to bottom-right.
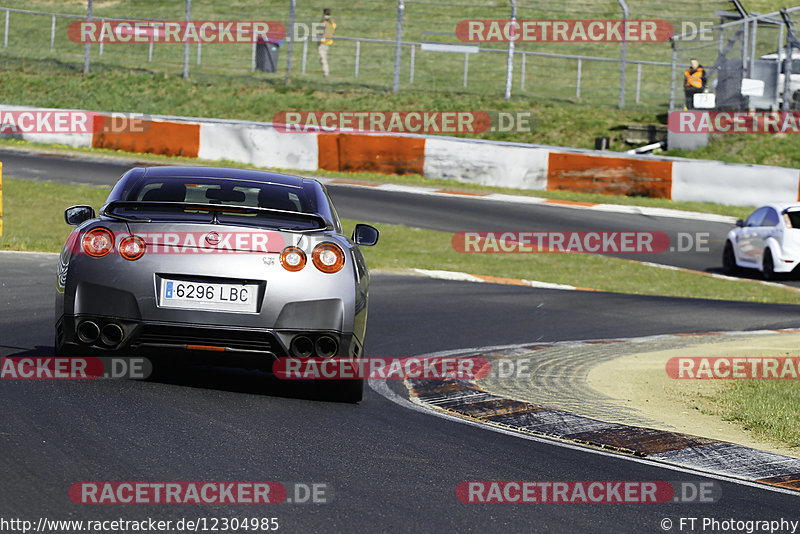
[[1, 149, 799, 532]]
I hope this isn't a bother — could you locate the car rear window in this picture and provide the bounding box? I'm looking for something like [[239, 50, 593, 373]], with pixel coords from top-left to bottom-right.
[[784, 210, 800, 228], [110, 177, 322, 229]]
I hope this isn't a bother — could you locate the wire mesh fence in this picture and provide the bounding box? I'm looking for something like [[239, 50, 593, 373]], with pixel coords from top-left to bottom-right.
[[670, 7, 800, 111], [0, 0, 786, 110]]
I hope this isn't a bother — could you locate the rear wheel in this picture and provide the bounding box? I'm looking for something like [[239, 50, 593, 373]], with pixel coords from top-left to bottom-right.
[[762, 249, 776, 281], [721, 241, 738, 275]]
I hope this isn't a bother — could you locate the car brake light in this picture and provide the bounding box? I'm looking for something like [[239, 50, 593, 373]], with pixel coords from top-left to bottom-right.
[[81, 228, 114, 257], [119, 235, 146, 261], [312, 243, 345, 273], [280, 246, 307, 272]]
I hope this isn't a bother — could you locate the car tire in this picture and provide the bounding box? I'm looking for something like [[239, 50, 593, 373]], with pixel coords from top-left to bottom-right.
[[762, 249, 777, 281], [322, 378, 364, 403], [721, 241, 739, 275]]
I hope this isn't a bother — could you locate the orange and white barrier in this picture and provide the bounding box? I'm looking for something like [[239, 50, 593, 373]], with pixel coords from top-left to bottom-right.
[[2, 104, 799, 207]]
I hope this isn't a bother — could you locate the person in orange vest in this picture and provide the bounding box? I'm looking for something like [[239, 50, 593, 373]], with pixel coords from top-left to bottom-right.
[[684, 58, 707, 110], [318, 8, 336, 78]]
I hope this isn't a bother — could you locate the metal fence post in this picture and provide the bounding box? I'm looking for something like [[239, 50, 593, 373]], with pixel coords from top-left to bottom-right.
[[301, 36, 308, 74], [635, 63, 641, 103], [520, 52, 526, 89], [669, 43, 677, 111], [392, 0, 404, 92], [197, 42, 201, 65], [617, 0, 628, 108], [83, 0, 92, 75], [780, 9, 795, 111], [749, 18, 757, 76], [777, 23, 785, 99], [3, 9, 8, 48], [284, 0, 295, 86], [741, 18, 748, 76], [251, 41, 256, 72], [98, 19, 104, 56], [504, 0, 516, 99], [148, 39, 153, 62], [50, 15, 56, 51], [182, 0, 191, 79], [576, 58, 582, 98], [409, 44, 415, 83], [355, 40, 361, 78], [463, 53, 469, 87]]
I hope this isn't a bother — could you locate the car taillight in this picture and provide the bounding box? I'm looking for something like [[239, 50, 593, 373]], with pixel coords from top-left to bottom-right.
[[119, 235, 146, 261], [81, 228, 114, 257], [312, 243, 345, 273], [280, 246, 307, 272]]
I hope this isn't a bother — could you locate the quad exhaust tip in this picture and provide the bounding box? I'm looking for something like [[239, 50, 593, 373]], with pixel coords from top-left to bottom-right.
[[100, 323, 124, 347], [315, 336, 338, 358], [76, 320, 100, 344], [290, 336, 314, 358]]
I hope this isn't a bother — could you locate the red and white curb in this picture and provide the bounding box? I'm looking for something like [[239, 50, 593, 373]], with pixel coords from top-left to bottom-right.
[[374, 330, 800, 493]]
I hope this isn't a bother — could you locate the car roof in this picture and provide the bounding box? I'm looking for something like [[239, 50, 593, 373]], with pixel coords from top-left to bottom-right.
[[137, 166, 308, 187]]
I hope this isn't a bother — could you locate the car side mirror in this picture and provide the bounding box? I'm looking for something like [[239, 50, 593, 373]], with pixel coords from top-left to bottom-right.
[[65, 205, 96, 226], [352, 224, 379, 246], [735, 219, 744, 227]]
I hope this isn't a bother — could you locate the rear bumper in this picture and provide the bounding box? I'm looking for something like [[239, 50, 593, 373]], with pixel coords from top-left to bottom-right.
[[56, 314, 360, 361]]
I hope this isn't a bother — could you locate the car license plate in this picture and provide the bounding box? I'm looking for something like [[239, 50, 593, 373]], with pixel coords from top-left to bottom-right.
[[159, 279, 258, 313]]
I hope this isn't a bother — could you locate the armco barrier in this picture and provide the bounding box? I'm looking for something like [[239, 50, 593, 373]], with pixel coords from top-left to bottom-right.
[[670, 159, 800, 206], [93, 119, 200, 158], [423, 137, 549, 189], [198, 121, 317, 171], [547, 152, 673, 198], [318, 133, 425, 175], [1, 104, 799, 207]]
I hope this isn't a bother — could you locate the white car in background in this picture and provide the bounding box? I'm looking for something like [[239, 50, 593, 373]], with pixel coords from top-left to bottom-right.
[[722, 203, 800, 280], [760, 51, 800, 108]]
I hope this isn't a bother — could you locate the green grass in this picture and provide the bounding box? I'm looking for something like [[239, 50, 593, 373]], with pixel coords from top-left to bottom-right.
[[2, 177, 798, 304], [715, 381, 800, 447], [0, 177, 110, 251]]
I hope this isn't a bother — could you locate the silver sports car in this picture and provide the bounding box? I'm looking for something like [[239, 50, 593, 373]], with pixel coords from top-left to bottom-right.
[[55, 166, 379, 402]]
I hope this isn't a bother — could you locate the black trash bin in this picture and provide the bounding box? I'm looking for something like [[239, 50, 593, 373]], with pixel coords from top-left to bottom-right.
[[256, 41, 280, 73]]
